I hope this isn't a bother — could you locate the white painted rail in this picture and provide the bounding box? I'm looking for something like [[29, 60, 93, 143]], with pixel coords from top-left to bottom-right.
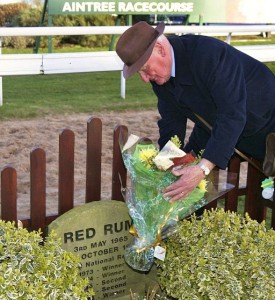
[[235, 44, 275, 63], [0, 52, 123, 76], [0, 25, 275, 36], [0, 25, 275, 105], [1, 45, 274, 76]]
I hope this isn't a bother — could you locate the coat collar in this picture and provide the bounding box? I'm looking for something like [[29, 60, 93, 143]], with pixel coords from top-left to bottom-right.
[[168, 36, 193, 86], [151, 36, 193, 101]]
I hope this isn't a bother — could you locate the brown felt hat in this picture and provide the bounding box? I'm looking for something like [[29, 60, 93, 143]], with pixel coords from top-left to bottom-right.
[[116, 21, 165, 79]]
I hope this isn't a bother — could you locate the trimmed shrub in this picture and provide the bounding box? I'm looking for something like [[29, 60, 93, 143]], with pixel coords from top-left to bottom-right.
[[0, 220, 94, 299], [157, 209, 275, 299]]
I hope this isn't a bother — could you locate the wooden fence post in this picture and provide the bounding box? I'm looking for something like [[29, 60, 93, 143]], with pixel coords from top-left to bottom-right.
[[1, 166, 17, 223], [86, 117, 102, 202], [224, 155, 241, 212], [59, 129, 75, 214], [245, 159, 266, 223], [30, 148, 46, 234], [112, 125, 128, 201]]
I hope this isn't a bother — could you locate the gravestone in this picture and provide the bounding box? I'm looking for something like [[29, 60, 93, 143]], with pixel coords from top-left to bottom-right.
[[48, 200, 158, 299]]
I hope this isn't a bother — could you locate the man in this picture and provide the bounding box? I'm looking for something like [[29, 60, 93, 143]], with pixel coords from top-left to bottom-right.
[[116, 21, 275, 202]]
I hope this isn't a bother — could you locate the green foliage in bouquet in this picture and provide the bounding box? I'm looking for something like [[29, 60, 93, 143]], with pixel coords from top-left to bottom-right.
[[122, 139, 208, 271], [127, 142, 206, 230], [157, 209, 275, 299], [0, 220, 94, 300]]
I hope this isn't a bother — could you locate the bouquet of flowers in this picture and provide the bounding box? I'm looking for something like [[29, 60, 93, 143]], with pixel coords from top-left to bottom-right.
[[121, 134, 235, 272]]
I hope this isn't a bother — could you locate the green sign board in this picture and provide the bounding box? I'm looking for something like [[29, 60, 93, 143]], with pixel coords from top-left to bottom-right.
[[48, 0, 196, 15], [48, 0, 275, 23]]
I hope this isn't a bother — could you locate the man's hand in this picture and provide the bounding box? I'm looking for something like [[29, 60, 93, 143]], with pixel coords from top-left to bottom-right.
[[163, 159, 215, 203]]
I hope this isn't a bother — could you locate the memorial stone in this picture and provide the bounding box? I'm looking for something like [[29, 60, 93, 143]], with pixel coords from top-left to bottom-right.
[[48, 200, 158, 299]]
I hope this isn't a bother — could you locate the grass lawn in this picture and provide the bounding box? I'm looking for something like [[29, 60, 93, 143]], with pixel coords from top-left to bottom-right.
[[0, 72, 156, 119], [0, 34, 274, 120], [1, 62, 274, 120]]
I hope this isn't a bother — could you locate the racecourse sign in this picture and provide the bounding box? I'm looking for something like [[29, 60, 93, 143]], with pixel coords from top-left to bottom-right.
[[48, 0, 275, 23], [48, 0, 195, 15]]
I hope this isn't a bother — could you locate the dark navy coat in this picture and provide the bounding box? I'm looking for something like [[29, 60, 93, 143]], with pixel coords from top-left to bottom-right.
[[152, 35, 275, 169]]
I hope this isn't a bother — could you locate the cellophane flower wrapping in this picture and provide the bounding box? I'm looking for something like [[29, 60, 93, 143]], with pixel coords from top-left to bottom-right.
[[121, 134, 235, 272]]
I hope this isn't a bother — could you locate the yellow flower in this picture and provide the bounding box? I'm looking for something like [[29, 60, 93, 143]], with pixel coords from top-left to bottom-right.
[[170, 135, 182, 148], [139, 148, 159, 169], [198, 179, 207, 192]]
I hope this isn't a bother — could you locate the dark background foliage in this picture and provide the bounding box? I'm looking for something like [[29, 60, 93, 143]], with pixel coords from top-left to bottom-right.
[[0, 3, 122, 49]]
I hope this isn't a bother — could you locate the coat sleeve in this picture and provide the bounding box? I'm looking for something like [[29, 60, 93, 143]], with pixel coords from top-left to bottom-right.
[[153, 84, 188, 150], [191, 39, 248, 168]]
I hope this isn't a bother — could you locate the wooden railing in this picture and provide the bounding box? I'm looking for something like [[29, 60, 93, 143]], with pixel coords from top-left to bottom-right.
[[1, 117, 127, 236], [1, 117, 274, 235]]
